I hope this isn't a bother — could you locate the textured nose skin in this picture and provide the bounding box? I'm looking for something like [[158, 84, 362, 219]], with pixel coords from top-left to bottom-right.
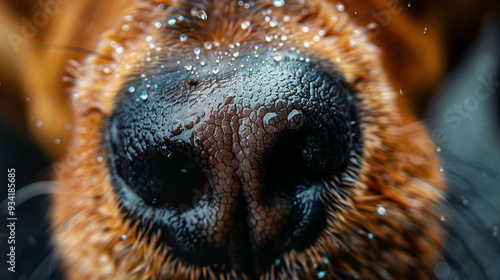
[[108, 51, 358, 273]]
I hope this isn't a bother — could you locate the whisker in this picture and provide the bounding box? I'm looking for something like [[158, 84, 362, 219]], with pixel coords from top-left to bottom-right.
[[28, 248, 61, 280], [439, 169, 500, 279], [445, 169, 500, 214], [0, 181, 56, 216], [442, 225, 489, 280], [441, 150, 500, 181]]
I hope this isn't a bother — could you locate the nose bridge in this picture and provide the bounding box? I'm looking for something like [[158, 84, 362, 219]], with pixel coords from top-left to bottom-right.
[[191, 73, 299, 244], [233, 100, 297, 241]]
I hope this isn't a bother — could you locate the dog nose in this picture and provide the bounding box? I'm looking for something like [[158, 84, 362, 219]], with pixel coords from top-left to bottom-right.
[[108, 50, 358, 274]]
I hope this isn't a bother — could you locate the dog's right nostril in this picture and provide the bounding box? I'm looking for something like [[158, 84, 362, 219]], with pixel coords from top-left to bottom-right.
[[265, 131, 313, 193], [265, 114, 353, 194]]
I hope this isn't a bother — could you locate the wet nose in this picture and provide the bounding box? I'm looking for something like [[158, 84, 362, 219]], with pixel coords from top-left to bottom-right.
[[107, 51, 358, 274]]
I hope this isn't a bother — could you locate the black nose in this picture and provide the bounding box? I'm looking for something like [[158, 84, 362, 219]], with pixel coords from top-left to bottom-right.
[[107, 51, 359, 275]]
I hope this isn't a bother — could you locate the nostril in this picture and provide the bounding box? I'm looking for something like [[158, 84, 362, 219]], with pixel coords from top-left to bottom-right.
[[264, 131, 311, 193], [264, 128, 351, 195], [114, 147, 211, 209]]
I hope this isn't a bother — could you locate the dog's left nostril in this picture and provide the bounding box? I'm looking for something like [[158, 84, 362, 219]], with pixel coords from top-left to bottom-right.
[[121, 150, 210, 208], [110, 116, 211, 209]]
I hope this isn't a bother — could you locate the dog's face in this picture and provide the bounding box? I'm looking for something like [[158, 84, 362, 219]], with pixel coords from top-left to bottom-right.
[[52, 1, 444, 279]]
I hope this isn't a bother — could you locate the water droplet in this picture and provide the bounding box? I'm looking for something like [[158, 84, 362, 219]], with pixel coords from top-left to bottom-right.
[[423, 27, 427, 34], [439, 166, 444, 172], [462, 197, 469, 206], [441, 215, 446, 221], [197, 10, 208, 20], [194, 48, 201, 55], [128, 86, 136, 93], [154, 21, 162, 28], [146, 35, 153, 42], [301, 25, 310, 32], [287, 109, 304, 131], [263, 112, 278, 133], [233, 51, 240, 57], [377, 206, 386, 215], [269, 20, 279, 27], [120, 234, 127, 240], [434, 261, 451, 279], [367, 22, 377, 31], [272, 0, 285, 7], [318, 271, 327, 279], [303, 40, 311, 47], [241, 20, 251, 30], [400, 89, 403, 95], [140, 92, 149, 100], [274, 258, 282, 266], [54, 138, 61, 144], [35, 120, 43, 128], [204, 42, 212, 50], [167, 18, 177, 25], [367, 233, 374, 239], [436, 146, 441, 152], [185, 65, 193, 71], [408, 2, 411, 7], [274, 55, 282, 62], [213, 68, 220, 74], [165, 150, 173, 157], [179, 34, 187, 41], [96, 155, 104, 163], [337, 3, 345, 12], [85, 225, 90, 231], [265, 35, 273, 42]]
